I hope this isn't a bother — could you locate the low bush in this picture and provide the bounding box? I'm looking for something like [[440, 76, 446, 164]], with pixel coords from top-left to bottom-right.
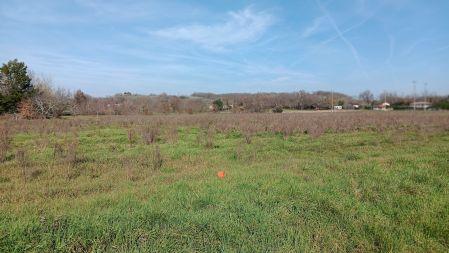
[[272, 106, 283, 113]]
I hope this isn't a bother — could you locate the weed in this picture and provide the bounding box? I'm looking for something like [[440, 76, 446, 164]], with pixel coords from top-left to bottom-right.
[[243, 131, 252, 144], [151, 145, 163, 170], [15, 149, 28, 180], [67, 139, 79, 167], [53, 142, 64, 160], [121, 157, 135, 181], [127, 128, 136, 146], [167, 126, 179, 144], [205, 126, 214, 149], [141, 125, 158, 145], [233, 143, 244, 160], [0, 125, 11, 162]]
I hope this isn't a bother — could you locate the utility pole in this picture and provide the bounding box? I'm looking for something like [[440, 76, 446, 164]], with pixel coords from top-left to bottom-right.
[[424, 82, 428, 111], [331, 89, 334, 112], [413, 80, 416, 111]]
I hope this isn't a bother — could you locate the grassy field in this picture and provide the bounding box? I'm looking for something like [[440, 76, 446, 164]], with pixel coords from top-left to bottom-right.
[[1, 112, 449, 252]]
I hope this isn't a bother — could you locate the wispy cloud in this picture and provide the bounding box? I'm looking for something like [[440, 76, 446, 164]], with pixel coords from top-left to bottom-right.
[[402, 38, 432, 56], [152, 7, 274, 50], [315, 0, 364, 70], [301, 16, 328, 38], [291, 7, 378, 68]]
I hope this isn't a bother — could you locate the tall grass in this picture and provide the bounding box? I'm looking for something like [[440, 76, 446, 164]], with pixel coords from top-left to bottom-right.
[[0, 111, 449, 251], [3, 111, 449, 139]]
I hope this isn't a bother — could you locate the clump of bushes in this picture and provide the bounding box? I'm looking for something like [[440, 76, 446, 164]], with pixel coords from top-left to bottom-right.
[[272, 106, 283, 113]]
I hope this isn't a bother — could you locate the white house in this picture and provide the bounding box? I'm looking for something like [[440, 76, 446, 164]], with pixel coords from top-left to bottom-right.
[[410, 101, 431, 110], [379, 102, 390, 110]]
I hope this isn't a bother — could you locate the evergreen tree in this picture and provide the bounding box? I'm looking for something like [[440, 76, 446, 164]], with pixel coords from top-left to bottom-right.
[[0, 59, 34, 114], [213, 99, 224, 111]]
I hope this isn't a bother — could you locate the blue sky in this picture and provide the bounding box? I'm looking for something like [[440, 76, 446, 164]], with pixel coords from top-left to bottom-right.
[[1, 0, 448, 97]]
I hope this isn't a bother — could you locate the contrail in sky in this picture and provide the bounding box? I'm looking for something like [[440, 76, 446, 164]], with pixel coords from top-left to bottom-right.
[[315, 0, 367, 77]]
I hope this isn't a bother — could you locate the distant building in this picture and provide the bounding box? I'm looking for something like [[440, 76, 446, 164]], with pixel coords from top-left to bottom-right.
[[410, 101, 431, 110], [377, 102, 391, 110]]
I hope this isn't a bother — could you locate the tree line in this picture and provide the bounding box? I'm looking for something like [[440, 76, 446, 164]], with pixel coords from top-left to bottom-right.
[[1, 59, 448, 118]]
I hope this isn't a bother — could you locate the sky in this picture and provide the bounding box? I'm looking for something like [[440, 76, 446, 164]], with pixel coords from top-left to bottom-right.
[[1, 0, 448, 97]]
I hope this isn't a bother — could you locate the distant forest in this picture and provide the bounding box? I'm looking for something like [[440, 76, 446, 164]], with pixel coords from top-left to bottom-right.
[[1, 59, 449, 118], [71, 90, 446, 115]]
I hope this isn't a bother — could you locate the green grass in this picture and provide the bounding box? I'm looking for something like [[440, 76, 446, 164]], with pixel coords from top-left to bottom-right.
[[1, 124, 448, 252]]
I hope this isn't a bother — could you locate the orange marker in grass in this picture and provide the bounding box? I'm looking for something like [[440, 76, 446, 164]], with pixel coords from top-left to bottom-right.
[[217, 171, 225, 179]]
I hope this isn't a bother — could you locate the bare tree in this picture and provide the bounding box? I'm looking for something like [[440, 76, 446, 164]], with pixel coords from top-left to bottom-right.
[[74, 90, 89, 115], [359, 90, 374, 107], [29, 76, 72, 118]]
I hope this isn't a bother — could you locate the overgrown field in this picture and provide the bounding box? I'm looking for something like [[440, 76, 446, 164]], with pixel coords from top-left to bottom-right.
[[1, 111, 449, 252]]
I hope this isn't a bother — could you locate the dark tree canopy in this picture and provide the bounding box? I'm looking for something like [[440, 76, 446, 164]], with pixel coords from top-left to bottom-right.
[[0, 59, 34, 113], [213, 99, 224, 111]]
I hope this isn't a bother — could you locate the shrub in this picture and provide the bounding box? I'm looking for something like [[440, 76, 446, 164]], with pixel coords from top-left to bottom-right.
[[18, 99, 40, 119], [272, 106, 283, 113]]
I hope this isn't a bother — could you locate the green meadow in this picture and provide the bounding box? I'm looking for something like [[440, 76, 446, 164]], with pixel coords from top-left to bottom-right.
[[1, 123, 448, 252]]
